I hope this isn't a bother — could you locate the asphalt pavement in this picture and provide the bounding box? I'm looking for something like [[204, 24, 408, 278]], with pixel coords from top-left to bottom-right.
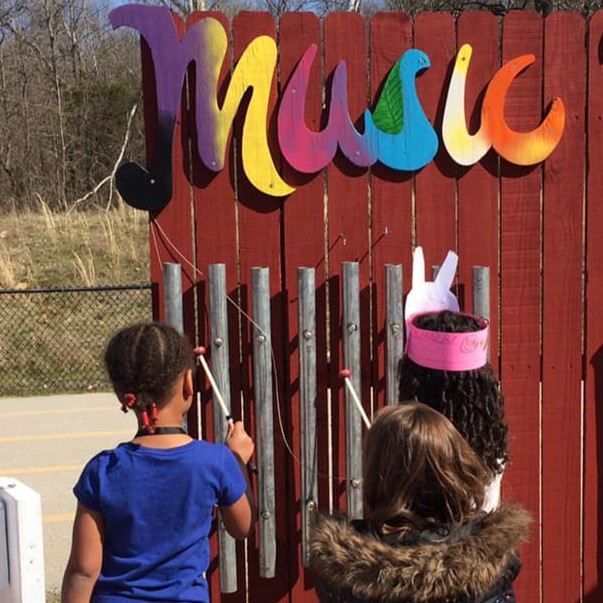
[[0, 392, 137, 598]]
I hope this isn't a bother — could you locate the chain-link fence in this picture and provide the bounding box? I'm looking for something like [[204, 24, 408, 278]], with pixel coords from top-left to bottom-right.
[[0, 285, 152, 396]]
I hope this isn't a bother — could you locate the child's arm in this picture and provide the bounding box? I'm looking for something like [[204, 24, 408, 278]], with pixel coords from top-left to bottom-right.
[[61, 502, 104, 603], [221, 421, 256, 539], [221, 490, 255, 539]]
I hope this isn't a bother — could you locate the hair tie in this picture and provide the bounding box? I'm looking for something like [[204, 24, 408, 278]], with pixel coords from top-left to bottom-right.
[[150, 403, 159, 423], [121, 393, 137, 413], [140, 410, 154, 433]]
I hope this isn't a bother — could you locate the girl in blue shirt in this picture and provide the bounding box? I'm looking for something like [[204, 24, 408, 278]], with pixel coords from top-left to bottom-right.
[[61, 322, 255, 603]]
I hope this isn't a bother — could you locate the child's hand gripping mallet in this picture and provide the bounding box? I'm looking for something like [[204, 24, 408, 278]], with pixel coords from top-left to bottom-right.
[[339, 369, 371, 429], [194, 346, 258, 473]]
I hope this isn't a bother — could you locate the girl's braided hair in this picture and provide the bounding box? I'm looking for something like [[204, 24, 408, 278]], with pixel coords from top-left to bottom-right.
[[399, 310, 508, 476], [104, 322, 194, 415]]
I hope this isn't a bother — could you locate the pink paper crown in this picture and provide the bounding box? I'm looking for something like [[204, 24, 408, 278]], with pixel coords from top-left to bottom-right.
[[406, 312, 489, 371]]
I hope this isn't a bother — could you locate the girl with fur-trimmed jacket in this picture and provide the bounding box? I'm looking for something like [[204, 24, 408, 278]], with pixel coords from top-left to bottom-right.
[[310, 403, 531, 603]]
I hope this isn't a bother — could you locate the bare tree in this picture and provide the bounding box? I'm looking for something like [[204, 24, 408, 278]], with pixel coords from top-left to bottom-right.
[[383, 0, 603, 16], [0, 0, 143, 211]]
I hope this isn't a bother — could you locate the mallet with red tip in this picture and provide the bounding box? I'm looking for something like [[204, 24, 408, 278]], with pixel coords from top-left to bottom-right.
[[194, 346, 258, 473], [339, 368, 371, 429], [194, 346, 233, 421]]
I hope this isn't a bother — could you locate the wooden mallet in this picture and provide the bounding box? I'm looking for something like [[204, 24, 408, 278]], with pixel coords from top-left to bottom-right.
[[339, 368, 371, 429], [194, 346, 233, 421], [194, 346, 258, 473]]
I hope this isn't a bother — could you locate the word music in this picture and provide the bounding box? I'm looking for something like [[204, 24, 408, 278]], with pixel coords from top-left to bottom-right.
[[110, 5, 566, 210]]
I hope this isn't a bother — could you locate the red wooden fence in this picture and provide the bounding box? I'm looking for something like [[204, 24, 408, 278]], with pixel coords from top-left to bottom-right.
[[139, 9, 601, 602]]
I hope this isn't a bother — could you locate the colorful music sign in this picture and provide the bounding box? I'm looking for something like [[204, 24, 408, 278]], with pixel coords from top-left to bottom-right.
[[110, 5, 565, 210]]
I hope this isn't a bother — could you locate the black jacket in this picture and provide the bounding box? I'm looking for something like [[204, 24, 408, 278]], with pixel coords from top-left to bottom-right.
[[310, 503, 531, 603]]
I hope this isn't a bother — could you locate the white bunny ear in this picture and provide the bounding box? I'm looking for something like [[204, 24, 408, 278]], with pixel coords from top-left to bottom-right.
[[405, 247, 460, 330], [434, 250, 458, 291], [411, 246, 425, 289]]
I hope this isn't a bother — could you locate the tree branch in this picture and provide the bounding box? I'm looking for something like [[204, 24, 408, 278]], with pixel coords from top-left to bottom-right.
[[67, 102, 138, 213]]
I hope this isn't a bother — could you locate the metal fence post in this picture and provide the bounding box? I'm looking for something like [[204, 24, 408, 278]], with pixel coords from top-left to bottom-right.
[[385, 264, 403, 406], [298, 267, 317, 567], [251, 267, 276, 578], [162, 262, 186, 432], [163, 263, 183, 334], [473, 266, 490, 322], [208, 264, 238, 593], [342, 261, 363, 520]]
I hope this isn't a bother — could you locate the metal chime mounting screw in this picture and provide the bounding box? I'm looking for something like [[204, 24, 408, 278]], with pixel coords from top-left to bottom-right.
[[391, 323, 401, 333], [347, 323, 358, 334], [303, 330, 313, 340], [214, 337, 223, 347], [261, 511, 271, 520], [258, 334, 267, 344], [350, 479, 361, 489], [306, 500, 317, 511]]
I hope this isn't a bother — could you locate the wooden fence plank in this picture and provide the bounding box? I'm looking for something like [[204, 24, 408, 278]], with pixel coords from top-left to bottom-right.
[[140, 11, 198, 451], [584, 9, 603, 603], [186, 10, 246, 602], [188, 9, 237, 441], [324, 11, 371, 514], [499, 10, 543, 601], [541, 12, 584, 603], [456, 11, 499, 370], [279, 11, 325, 603], [414, 12, 456, 265], [144, 13, 195, 338], [369, 12, 413, 411], [232, 11, 291, 602]]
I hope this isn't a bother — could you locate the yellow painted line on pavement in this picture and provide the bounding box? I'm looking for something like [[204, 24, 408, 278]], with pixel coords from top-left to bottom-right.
[[44, 513, 74, 523], [0, 430, 131, 443], [0, 406, 114, 418], [0, 464, 83, 475]]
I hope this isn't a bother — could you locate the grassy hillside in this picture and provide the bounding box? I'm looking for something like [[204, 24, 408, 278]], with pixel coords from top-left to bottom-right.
[[0, 201, 150, 288]]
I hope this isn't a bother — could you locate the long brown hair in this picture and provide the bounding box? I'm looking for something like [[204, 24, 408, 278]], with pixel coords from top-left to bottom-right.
[[363, 402, 490, 531]]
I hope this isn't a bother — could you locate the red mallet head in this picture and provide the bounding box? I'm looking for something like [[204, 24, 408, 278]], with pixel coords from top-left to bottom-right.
[[339, 368, 351, 379], [193, 346, 206, 357]]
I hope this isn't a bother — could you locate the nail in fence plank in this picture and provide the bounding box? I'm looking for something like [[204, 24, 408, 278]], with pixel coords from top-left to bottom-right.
[[342, 262, 363, 519], [385, 264, 403, 406], [208, 264, 238, 594], [251, 267, 276, 577], [298, 267, 318, 567]]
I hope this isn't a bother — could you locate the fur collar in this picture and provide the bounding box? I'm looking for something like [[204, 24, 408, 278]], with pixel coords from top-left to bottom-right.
[[309, 503, 531, 602]]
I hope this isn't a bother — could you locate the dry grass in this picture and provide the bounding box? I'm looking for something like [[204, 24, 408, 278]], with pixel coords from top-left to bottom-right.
[[0, 201, 149, 288]]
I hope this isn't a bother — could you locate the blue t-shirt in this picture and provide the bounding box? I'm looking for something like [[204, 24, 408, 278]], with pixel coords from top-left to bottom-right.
[[73, 439, 246, 603]]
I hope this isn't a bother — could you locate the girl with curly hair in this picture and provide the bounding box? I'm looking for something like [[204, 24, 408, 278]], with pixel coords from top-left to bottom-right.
[[399, 309, 508, 511]]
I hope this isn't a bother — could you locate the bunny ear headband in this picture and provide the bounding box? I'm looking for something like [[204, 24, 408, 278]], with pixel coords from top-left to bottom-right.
[[404, 246, 489, 371]]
